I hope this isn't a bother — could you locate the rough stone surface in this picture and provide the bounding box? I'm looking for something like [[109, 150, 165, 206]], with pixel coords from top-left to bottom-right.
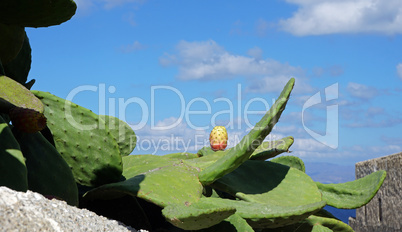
[[0, 186, 149, 232], [349, 152, 402, 232]]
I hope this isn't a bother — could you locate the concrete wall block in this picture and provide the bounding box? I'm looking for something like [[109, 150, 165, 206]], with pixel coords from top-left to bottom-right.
[[349, 152, 402, 231]]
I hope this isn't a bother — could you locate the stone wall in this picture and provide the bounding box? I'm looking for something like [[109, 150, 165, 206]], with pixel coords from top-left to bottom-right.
[[349, 152, 402, 232]]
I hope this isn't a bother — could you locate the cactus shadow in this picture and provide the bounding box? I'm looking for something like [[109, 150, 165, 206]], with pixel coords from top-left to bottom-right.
[[90, 167, 129, 187], [214, 161, 291, 195]]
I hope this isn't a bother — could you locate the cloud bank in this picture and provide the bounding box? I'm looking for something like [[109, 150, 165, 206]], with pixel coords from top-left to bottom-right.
[[160, 40, 312, 94], [280, 0, 402, 36]]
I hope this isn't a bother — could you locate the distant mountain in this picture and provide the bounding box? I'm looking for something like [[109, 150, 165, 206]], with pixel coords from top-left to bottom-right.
[[304, 162, 355, 184], [304, 162, 356, 224]]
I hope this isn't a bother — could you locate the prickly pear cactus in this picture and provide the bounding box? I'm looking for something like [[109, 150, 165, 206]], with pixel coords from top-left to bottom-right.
[[13, 130, 79, 206], [0, 0, 77, 28], [79, 78, 386, 231], [102, 115, 137, 156], [0, 75, 44, 113], [270, 155, 305, 172], [316, 170, 386, 209], [3, 32, 32, 86], [249, 136, 294, 160], [0, 39, 386, 232], [32, 91, 123, 187], [0, 23, 25, 65], [0, 115, 28, 192], [198, 78, 295, 185], [84, 154, 204, 207]]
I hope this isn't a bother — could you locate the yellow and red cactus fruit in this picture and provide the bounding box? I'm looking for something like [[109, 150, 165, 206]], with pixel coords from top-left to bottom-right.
[[209, 126, 228, 151], [9, 107, 47, 133]]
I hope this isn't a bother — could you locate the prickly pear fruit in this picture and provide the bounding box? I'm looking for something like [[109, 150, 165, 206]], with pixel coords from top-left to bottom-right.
[[210, 126, 228, 151], [9, 107, 47, 133]]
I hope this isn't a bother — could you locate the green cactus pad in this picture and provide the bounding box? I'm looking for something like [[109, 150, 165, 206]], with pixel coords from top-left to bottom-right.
[[305, 215, 354, 232], [270, 155, 305, 172], [249, 136, 294, 160], [101, 115, 136, 156], [199, 78, 295, 185], [164, 197, 326, 229], [312, 224, 333, 232], [32, 91, 122, 187], [13, 130, 78, 206], [0, 0, 77, 27], [0, 60, 4, 75], [315, 170, 386, 209], [184, 150, 229, 170], [84, 157, 203, 208], [163, 152, 200, 160], [0, 23, 25, 65], [162, 200, 236, 230], [0, 76, 44, 113], [212, 160, 322, 207], [122, 154, 181, 178], [270, 215, 353, 232], [198, 213, 255, 232], [3, 32, 32, 86], [224, 214, 255, 232], [0, 115, 28, 191], [197, 146, 231, 157]]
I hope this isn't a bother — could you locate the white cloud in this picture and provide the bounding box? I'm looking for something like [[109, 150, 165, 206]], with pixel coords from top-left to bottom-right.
[[159, 40, 312, 93], [346, 82, 378, 100], [255, 18, 271, 36], [120, 41, 145, 53], [366, 106, 385, 117], [247, 47, 263, 60], [73, 0, 96, 14], [397, 63, 402, 80], [102, 0, 146, 9], [246, 75, 314, 94], [160, 40, 300, 80], [74, 0, 146, 12], [280, 0, 402, 36]]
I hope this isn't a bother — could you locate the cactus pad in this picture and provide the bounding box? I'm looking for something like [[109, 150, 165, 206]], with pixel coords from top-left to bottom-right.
[[13, 130, 78, 206], [32, 90, 122, 187], [163, 152, 200, 160], [0, 76, 44, 113], [84, 157, 203, 208], [249, 136, 294, 160], [315, 170, 386, 209], [212, 160, 322, 207], [271, 155, 305, 172], [0, 0, 77, 27], [162, 200, 236, 230], [272, 214, 354, 232], [3, 32, 32, 86], [163, 197, 326, 230], [101, 115, 136, 156], [0, 23, 25, 65], [0, 115, 28, 191]]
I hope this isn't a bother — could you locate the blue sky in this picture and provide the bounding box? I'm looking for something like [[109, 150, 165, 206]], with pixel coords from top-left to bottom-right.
[[26, 0, 402, 165]]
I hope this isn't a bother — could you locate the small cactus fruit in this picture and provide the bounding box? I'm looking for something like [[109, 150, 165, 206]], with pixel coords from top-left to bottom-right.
[[9, 107, 47, 133], [210, 126, 228, 151]]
